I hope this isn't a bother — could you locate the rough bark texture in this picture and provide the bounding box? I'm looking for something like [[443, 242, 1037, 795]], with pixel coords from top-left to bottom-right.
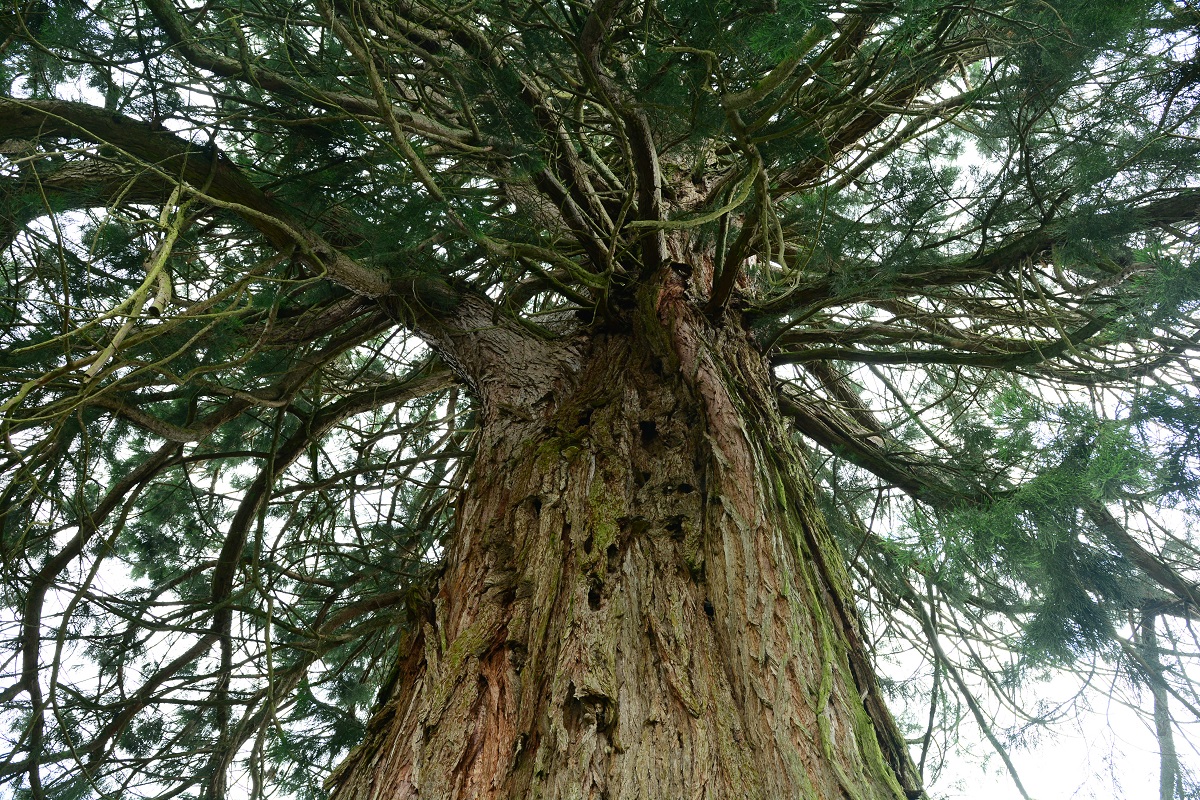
[[328, 273, 918, 799]]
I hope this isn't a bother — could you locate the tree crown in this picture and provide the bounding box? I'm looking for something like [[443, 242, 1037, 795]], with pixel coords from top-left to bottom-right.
[[1, 0, 1199, 797]]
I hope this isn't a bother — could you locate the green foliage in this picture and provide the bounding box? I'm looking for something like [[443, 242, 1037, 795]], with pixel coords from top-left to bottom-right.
[[2, 0, 1200, 798]]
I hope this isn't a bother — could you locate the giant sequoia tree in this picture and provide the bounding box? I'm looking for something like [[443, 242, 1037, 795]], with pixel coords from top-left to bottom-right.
[[2, 1, 1200, 798]]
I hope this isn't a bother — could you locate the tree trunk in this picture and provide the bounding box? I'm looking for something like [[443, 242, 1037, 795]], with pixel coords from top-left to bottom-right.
[[328, 273, 920, 799]]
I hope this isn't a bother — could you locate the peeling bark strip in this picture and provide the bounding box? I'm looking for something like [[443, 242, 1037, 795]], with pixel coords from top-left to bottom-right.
[[329, 277, 917, 799]]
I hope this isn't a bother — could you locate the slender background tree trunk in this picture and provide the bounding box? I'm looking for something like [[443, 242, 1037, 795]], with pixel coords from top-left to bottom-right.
[[1139, 612, 1183, 800], [329, 275, 919, 799]]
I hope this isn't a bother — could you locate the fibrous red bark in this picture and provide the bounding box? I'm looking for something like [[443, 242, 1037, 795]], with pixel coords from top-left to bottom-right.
[[328, 271, 919, 799]]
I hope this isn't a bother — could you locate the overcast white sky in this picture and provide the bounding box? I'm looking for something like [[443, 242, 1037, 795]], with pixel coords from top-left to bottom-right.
[[925, 684, 1177, 799]]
